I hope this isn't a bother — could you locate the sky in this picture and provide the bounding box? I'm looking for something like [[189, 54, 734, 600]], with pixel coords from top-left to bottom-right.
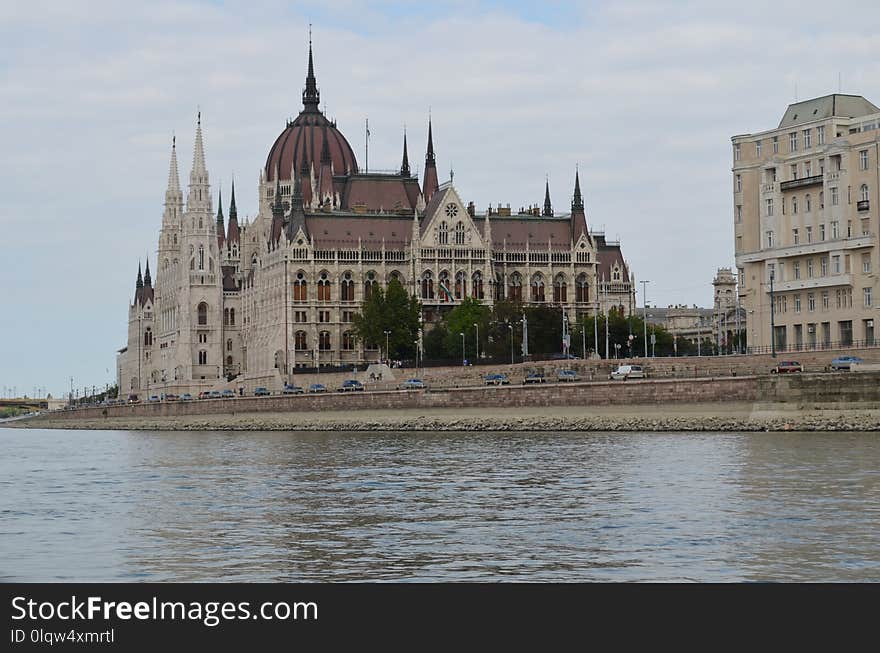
[[2, 0, 880, 397]]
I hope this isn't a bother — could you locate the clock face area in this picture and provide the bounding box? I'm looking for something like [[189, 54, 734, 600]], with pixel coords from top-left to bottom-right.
[[445, 203, 459, 218]]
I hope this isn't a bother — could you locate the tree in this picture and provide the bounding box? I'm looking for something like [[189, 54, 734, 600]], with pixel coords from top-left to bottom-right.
[[352, 278, 421, 359], [424, 322, 451, 359], [443, 298, 491, 359]]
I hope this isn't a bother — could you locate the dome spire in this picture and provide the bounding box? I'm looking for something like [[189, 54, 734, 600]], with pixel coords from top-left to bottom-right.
[[543, 176, 553, 217], [302, 26, 320, 112], [400, 127, 410, 176]]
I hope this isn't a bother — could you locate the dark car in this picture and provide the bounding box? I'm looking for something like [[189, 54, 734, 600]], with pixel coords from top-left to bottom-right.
[[771, 361, 803, 374], [557, 369, 580, 382], [127, 393, 140, 404], [308, 383, 327, 394], [484, 373, 510, 386], [399, 378, 427, 390], [180, 393, 193, 401], [523, 372, 546, 384], [253, 387, 271, 396], [282, 384, 304, 394], [339, 379, 365, 392], [220, 389, 236, 399], [147, 395, 161, 403], [164, 393, 179, 402], [830, 356, 863, 371]]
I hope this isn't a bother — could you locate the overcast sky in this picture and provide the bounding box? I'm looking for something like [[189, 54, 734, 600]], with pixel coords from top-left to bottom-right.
[[3, 0, 880, 397]]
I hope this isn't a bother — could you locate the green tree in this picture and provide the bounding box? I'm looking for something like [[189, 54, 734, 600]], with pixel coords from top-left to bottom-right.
[[443, 298, 491, 359], [423, 322, 451, 359], [352, 278, 421, 359]]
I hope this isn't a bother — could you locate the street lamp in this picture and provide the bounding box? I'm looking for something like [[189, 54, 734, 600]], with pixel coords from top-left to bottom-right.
[[769, 270, 776, 358], [641, 280, 650, 358], [460, 332, 466, 366], [473, 323, 479, 359], [383, 329, 391, 363], [508, 322, 514, 365]]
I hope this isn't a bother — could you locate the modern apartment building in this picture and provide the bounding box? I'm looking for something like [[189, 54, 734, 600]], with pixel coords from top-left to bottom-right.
[[732, 94, 879, 351]]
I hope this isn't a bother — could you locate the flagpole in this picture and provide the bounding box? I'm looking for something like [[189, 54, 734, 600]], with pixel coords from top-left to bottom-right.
[[365, 118, 369, 173]]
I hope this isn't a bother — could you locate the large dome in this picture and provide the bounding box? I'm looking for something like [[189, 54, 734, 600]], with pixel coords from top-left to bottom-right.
[[265, 111, 358, 182], [264, 41, 358, 182]]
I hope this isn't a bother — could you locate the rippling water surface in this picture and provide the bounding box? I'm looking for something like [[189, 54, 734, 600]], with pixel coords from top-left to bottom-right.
[[1, 428, 879, 581]]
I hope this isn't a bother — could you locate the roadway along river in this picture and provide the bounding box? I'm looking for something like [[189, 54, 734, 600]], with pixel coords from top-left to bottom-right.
[[1, 428, 878, 581]]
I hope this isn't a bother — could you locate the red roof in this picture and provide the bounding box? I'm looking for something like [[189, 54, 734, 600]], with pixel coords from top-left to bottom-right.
[[265, 112, 358, 182]]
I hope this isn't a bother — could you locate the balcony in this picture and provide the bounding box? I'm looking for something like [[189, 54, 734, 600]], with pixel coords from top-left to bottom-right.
[[858, 199, 870, 212], [770, 274, 852, 294], [736, 232, 876, 263], [780, 174, 823, 192]]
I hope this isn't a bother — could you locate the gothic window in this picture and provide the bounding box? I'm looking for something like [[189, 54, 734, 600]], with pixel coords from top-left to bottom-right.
[[198, 350, 207, 365], [454, 271, 466, 299], [341, 272, 354, 301], [454, 222, 465, 245], [421, 271, 434, 300], [229, 308, 235, 325], [224, 308, 229, 326], [438, 222, 449, 245], [173, 234, 177, 245], [226, 356, 233, 366], [342, 331, 355, 350], [294, 330, 307, 350], [575, 274, 589, 303], [612, 266, 621, 281], [439, 271, 451, 301], [445, 203, 459, 218], [364, 271, 377, 300], [198, 245, 205, 270], [493, 274, 504, 301], [472, 271, 484, 299], [318, 271, 331, 301], [319, 331, 331, 351], [197, 302, 208, 325], [144, 328, 152, 346], [508, 272, 522, 302], [226, 339, 232, 352], [553, 274, 567, 303], [293, 271, 308, 302], [530, 274, 545, 302]]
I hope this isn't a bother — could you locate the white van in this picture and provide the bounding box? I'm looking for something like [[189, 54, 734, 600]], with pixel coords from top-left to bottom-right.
[[609, 364, 645, 380]]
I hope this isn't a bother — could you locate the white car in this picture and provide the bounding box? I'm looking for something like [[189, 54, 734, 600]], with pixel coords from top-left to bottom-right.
[[609, 364, 645, 380]]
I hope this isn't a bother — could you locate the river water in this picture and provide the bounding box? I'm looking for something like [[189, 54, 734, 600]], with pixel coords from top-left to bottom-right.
[[1, 428, 878, 582]]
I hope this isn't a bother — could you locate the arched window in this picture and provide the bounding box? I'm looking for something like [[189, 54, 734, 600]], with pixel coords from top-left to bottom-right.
[[190, 258, 195, 271], [575, 274, 589, 303], [421, 271, 434, 299], [860, 184, 869, 201], [364, 271, 377, 300], [319, 331, 331, 351], [224, 308, 230, 326], [341, 272, 354, 301], [508, 272, 522, 302], [438, 271, 451, 301], [613, 266, 621, 281], [493, 273, 504, 301], [530, 274, 545, 302], [226, 339, 233, 351], [553, 274, 567, 303], [197, 302, 208, 325], [454, 222, 465, 245], [438, 222, 449, 245], [229, 308, 235, 325], [454, 271, 466, 299], [318, 271, 331, 301], [342, 331, 355, 350], [294, 331, 307, 350], [198, 245, 205, 270], [144, 328, 152, 346], [293, 272, 307, 302], [472, 271, 484, 299], [198, 350, 207, 365]]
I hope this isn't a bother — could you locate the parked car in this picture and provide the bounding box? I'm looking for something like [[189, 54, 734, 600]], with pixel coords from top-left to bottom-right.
[[147, 395, 161, 403], [127, 393, 140, 404], [830, 356, 864, 371], [282, 384, 304, 394], [180, 393, 193, 401], [164, 393, 179, 402], [399, 378, 427, 390], [208, 390, 223, 399], [771, 361, 803, 374], [557, 369, 580, 382], [308, 383, 327, 394], [220, 389, 236, 399], [339, 379, 365, 392], [523, 372, 546, 384], [197, 391, 211, 400], [484, 373, 510, 386], [609, 364, 646, 380], [253, 387, 271, 396]]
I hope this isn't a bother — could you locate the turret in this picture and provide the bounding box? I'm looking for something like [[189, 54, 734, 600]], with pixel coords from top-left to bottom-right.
[[570, 168, 587, 238], [186, 112, 211, 214], [543, 178, 553, 217], [226, 180, 240, 250], [162, 136, 183, 224], [422, 117, 439, 202], [400, 129, 411, 177], [216, 189, 225, 250]]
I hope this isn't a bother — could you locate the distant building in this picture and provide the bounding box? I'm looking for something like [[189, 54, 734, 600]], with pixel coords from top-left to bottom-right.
[[732, 94, 879, 352]]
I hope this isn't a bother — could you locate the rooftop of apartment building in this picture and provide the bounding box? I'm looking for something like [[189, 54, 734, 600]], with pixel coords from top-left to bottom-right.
[[733, 93, 880, 139]]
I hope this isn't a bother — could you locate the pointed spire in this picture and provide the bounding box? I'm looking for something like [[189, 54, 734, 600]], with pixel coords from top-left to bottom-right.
[[400, 128, 410, 176], [302, 27, 320, 112], [543, 177, 553, 217], [422, 116, 439, 201], [272, 176, 283, 217], [167, 135, 180, 194], [426, 116, 435, 164], [570, 167, 587, 239], [187, 111, 210, 212], [572, 168, 584, 211], [228, 180, 237, 221], [192, 111, 207, 178], [226, 180, 240, 248], [216, 188, 225, 249], [144, 259, 152, 287], [136, 262, 144, 289]]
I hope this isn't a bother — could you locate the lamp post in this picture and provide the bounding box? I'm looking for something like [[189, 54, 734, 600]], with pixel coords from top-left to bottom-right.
[[460, 332, 465, 366], [769, 270, 776, 358], [641, 279, 650, 358], [473, 323, 479, 360], [508, 322, 514, 365], [582, 319, 587, 360], [384, 329, 391, 363]]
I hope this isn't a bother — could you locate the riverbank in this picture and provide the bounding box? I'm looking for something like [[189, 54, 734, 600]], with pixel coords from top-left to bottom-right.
[[7, 403, 880, 432]]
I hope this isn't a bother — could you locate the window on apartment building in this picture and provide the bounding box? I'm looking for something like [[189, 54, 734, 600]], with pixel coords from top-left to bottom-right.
[[792, 227, 799, 244], [794, 295, 802, 313], [790, 164, 798, 180], [734, 143, 741, 161], [736, 235, 742, 252], [819, 191, 824, 209], [864, 254, 872, 273], [848, 185, 852, 204], [803, 129, 812, 148], [820, 223, 826, 240], [756, 140, 762, 156], [847, 220, 853, 238], [772, 136, 779, 153], [860, 184, 869, 202], [766, 199, 774, 217], [845, 254, 851, 273], [808, 294, 816, 312], [766, 231, 774, 248], [782, 296, 788, 313], [866, 288, 874, 308], [789, 132, 798, 151], [794, 261, 801, 280], [817, 126, 825, 145], [831, 187, 839, 206], [792, 197, 798, 214], [831, 221, 839, 239], [779, 262, 786, 281], [736, 205, 742, 223], [804, 161, 812, 177], [806, 225, 812, 242], [735, 174, 742, 192], [860, 150, 869, 170], [769, 167, 777, 182], [807, 258, 814, 278], [833, 255, 841, 274], [805, 194, 812, 212], [821, 256, 828, 276], [822, 291, 829, 310]]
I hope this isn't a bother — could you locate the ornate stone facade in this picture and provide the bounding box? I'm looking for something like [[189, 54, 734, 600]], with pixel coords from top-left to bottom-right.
[[117, 43, 635, 394]]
